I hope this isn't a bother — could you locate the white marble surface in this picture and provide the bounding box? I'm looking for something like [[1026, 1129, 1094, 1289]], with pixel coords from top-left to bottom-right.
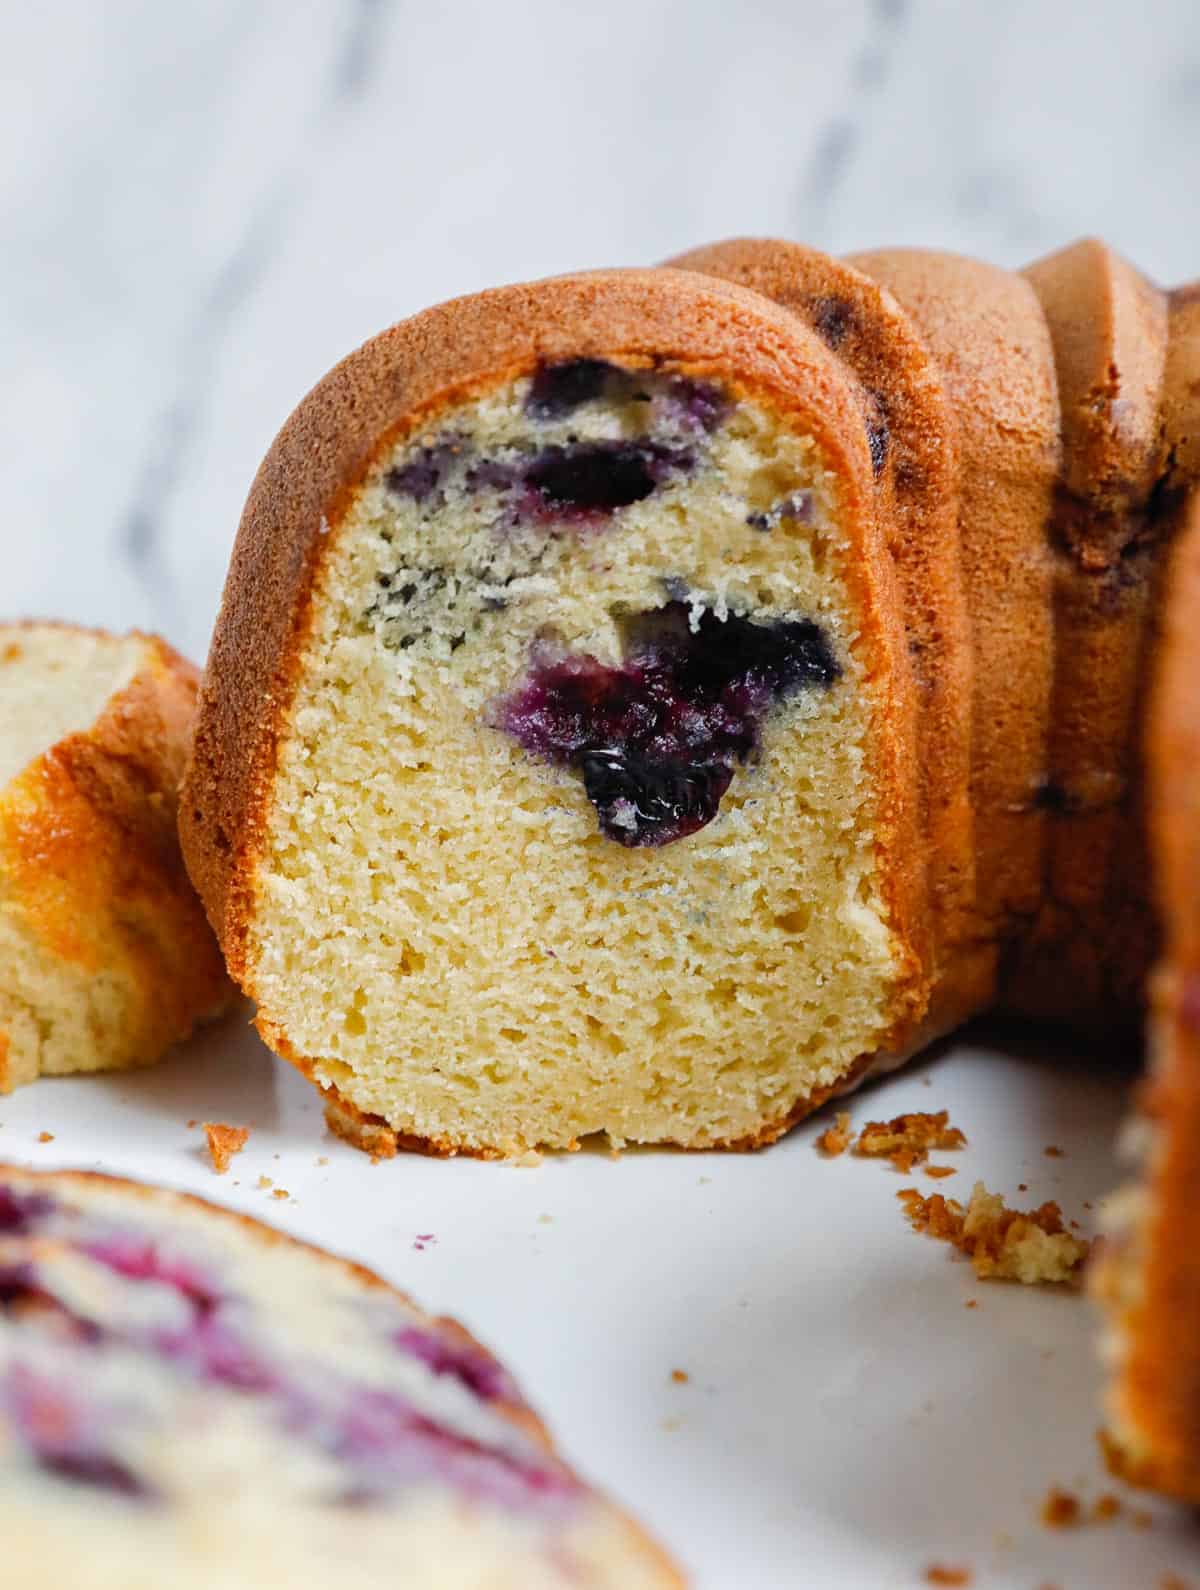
[[5, 0, 1200, 661]]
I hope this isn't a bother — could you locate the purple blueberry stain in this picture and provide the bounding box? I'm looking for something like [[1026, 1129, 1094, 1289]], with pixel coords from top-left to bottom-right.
[[5, 1366, 154, 1502], [37, 1449, 152, 1500], [525, 359, 618, 419], [865, 391, 889, 476], [519, 440, 693, 523], [393, 1325, 516, 1403], [808, 295, 855, 350], [657, 375, 728, 434], [747, 492, 815, 533], [384, 438, 464, 504], [0, 1186, 54, 1236], [0, 1197, 586, 1523], [492, 602, 838, 846], [84, 1235, 221, 1316]]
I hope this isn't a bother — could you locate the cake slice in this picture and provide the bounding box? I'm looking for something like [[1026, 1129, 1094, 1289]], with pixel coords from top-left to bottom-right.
[[0, 624, 231, 1091], [181, 269, 935, 1156], [1093, 465, 1200, 1501], [0, 1164, 676, 1588]]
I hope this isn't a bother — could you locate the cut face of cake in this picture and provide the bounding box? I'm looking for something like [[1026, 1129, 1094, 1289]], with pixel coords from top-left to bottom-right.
[[0, 624, 231, 1091], [0, 1166, 676, 1588], [183, 270, 929, 1155]]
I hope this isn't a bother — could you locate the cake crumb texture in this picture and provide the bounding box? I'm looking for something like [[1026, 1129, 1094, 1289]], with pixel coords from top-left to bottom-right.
[[203, 1122, 249, 1174], [0, 623, 231, 1092], [899, 1181, 1090, 1284]]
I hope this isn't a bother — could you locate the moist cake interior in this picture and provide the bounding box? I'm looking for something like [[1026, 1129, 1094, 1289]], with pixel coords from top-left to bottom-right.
[[0, 628, 138, 789], [247, 360, 904, 1152]]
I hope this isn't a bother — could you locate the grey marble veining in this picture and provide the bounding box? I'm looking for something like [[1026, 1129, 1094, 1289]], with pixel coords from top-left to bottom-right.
[[4, 0, 1199, 663]]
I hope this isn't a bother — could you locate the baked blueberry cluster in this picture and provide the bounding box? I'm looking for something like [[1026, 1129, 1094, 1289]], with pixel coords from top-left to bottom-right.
[[494, 602, 839, 846]]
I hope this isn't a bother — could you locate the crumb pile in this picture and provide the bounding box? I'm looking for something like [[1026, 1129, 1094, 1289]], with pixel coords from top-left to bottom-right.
[[899, 1182, 1090, 1285], [817, 1108, 966, 1173]]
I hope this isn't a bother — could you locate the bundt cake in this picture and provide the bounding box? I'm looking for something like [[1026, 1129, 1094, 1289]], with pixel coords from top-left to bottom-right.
[[0, 1164, 676, 1588], [183, 268, 938, 1155], [181, 240, 1190, 1162], [0, 624, 231, 1091], [1093, 433, 1200, 1503]]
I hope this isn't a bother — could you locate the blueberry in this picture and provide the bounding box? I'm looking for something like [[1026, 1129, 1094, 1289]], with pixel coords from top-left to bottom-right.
[[493, 604, 838, 845], [384, 440, 462, 503], [747, 493, 815, 533], [522, 441, 691, 519], [808, 295, 855, 349], [580, 750, 734, 847], [865, 392, 889, 476], [661, 376, 728, 433], [526, 359, 616, 419]]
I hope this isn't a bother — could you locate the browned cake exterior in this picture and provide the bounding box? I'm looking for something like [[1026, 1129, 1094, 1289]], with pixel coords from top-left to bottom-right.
[[0, 624, 232, 1089], [1009, 240, 1168, 1030], [1093, 298, 1200, 1502], [844, 248, 1061, 972], [182, 242, 1199, 1164]]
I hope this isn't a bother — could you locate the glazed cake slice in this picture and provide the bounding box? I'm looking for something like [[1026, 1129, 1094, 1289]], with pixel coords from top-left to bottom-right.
[[0, 1165, 677, 1588], [0, 623, 231, 1091], [182, 269, 930, 1155]]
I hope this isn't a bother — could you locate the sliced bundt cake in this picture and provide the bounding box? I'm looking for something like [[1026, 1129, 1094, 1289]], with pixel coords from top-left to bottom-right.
[[182, 270, 937, 1156], [0, 1165, 676, 1588], [0, 624, 231, 1091], [181, 242, 1193, 1160]]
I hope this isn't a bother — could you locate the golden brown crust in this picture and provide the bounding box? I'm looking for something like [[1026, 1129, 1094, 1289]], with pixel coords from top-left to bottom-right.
[[0, 625, 232, 1087], [1100, 489, 1200, 1502], [847, 248, 1061, 968], [0, 1161, 681, 1580], [1006, 240, 1169, 1031]]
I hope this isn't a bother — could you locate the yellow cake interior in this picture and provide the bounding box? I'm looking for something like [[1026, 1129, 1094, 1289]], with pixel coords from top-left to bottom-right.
[[248, 367, 905, 1152]]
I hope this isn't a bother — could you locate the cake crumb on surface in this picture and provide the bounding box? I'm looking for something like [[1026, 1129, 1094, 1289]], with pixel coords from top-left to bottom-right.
[[271, 1187, 289, 1201], [898, 1182, 1090, 1284], [36, 1131, 53, 1143], [670, 1368, 689, 1384], [925, 1164, 957, 1179], [257, 1175, 273, 1191], [856, 1110, 967, 1170], [1161, 1575, 1193, 1590], [1040, 1487, 1082, 1528], [1092, 1493, 1121, 1522], [514, 1149, 543, 1168], [1044, 1144, 1064, 1158], [964, 1298, 978, 1309], [924, 1567, 972, 1587], [816, 1111, 853, 1156], [203, 1123, 249, 1175]]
